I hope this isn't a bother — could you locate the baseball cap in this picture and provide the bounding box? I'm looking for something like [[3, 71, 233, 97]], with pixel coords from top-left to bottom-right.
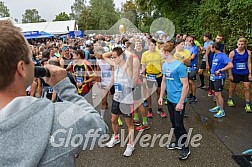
[[62, 45, 69, 51]]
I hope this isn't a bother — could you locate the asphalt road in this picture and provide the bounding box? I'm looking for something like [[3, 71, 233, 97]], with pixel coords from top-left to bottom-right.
[[76, 80, 251, 167]]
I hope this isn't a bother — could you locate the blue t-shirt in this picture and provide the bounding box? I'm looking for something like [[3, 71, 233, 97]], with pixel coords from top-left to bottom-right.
[[185, 45, 198, 71], [203, 40, 214, 61], [210, 52, 231, 80], [162, 60, 188, 104], [208, 43, 225, 67]]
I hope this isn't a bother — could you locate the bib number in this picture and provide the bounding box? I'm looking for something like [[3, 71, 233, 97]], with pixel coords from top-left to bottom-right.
[[147, 74, 156, 81], [210, 74, 215, 81], [236, 63, 246, 70], [76, 77, 84, 83], [102, 71, 111, 78], [114, 83, 122, 92]]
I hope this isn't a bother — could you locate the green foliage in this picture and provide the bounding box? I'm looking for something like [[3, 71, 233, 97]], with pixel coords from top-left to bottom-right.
[[22, 9, 45, 23], [0, 1, 10, 17], [122, 0, 138, 26], [135, 0, 252, 52], [77, 0, 120, 31], [53, 12, 70, 22], [69, 0, 87, 21]]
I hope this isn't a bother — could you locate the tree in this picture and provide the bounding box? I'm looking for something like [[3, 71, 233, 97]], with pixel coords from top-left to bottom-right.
[[122, 0, 138, 26], [53, 12, 70, 21], [0, 1, 10, 17], [69, 0, 87, 21], [22, 9, 45, 23], [89, 0, 120, 30]]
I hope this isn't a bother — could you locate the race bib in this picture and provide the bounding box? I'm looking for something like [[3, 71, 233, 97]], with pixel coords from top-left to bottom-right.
[[210, 74, 215, 81], [147, 74, 156, 81], [102, 71, 111, 78], [76, 77, 84, 83], [165, 69, 174, 80], [114, 83, 123, 92], [236, 63, 246, 70]]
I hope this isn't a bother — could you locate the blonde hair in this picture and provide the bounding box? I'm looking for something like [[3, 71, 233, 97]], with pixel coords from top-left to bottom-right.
[[238, 37, 247, 45], [160, 42, 174, 53]]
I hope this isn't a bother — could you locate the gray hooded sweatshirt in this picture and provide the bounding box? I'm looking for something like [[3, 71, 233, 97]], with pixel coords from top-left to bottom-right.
[[0, 78, 108, 167]]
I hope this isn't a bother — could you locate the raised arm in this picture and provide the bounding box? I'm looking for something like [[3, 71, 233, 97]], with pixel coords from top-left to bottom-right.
[[102, 51, 114, 66]]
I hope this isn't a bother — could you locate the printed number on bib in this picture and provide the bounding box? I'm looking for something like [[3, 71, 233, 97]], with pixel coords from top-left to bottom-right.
[[114, 83, 123, 92], [76, 77, 84, 83], [236, 63, 246, 70], [210, 74, 215, 81], [147, 74, 156, 81], [102, 71, 111, 78]]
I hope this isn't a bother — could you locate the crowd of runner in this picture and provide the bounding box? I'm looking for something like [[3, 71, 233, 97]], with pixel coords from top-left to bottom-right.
[[26, 32, 251, 160]]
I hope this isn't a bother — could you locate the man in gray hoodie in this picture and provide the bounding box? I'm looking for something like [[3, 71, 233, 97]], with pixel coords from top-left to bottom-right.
[[0, 20, 108, 167]]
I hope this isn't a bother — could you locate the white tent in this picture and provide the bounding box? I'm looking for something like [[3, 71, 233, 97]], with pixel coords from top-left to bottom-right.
[[46, 20, 76, 35], [19, 22, 49, 32], [14, 20, 76, 35]]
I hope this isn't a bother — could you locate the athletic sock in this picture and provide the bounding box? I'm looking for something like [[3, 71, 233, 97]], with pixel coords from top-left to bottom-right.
[[142, 117, 148, 125], [133, 113, 139, 121]]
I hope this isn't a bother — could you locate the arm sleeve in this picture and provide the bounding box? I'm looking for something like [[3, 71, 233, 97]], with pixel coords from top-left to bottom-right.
[[53, 78, 108, 151], [178, 64, 188, 78]]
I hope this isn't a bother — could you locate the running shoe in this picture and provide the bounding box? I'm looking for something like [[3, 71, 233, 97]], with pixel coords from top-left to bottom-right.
[[166, 142, 182, 150], [214, 110, 225, 118], [178, 148, 190, 160], [136, 124, 150, 131], [227, 99, 235, 107], [208, 90, 213, 96], [147, 108, 153, 118], [245, 104, 252, 113], [123, 144, 135, 157], [157, 109, 167, 118], [209, 106, 220, 113], [106, 135, 120, 148]]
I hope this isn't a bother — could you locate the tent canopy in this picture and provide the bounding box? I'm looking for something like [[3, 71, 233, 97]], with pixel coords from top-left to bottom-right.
[[23, 31, 54, 39], [16, 20, 76, 35]]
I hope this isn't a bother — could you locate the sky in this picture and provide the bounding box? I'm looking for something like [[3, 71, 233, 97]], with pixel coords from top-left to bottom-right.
[[2, 0, 126, 23]]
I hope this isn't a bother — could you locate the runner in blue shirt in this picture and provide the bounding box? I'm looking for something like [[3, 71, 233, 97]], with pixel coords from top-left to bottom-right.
[[209, 43, 233, 118], [158, 43, 190, 160], [205, 34, 225, 97]]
